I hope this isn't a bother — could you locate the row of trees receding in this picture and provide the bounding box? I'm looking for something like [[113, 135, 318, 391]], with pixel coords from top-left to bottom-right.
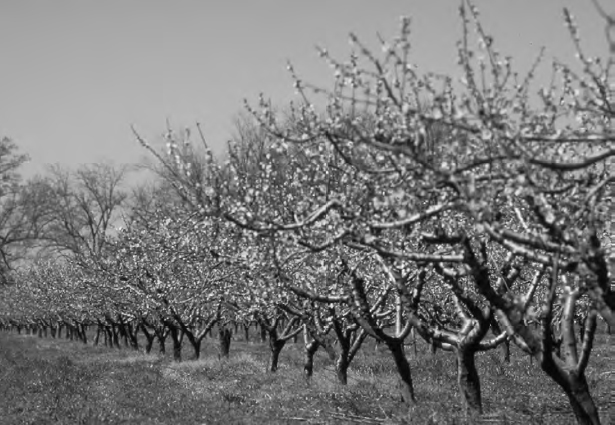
[[1, 2, 613, 424]]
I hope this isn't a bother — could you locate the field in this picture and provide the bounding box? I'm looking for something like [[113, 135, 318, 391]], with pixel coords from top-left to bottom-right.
[[0, 326, 612, 424]]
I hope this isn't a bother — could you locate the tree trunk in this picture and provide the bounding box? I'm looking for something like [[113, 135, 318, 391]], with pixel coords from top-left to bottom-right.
[[127, 325, 139, 350], [158, 335, 166, 354], [141, 327, 155, 354], [144, 336, 154, 354], [172, 339, 182, 361], [104, 327, 112, 347], [80, 324, 88, 344], [74, 326, 81, 342], [565, 376, 601, 425], [219, 327, 232, 358], [93, 327, 101, 345], [192, 340, 202, 360], [112, 326, 120, 348], [387, 340, 416, 405], [541, 360, 602, 425], [269, 342, 284, 372], [169, 326, 182, 362], [120, 324, 129, 347], [336, 357, 349, 385], [303, 340, 319, 380], [243, 323, 250, 342], [543, 360, 602, 425], [456, 347, 483, 415]]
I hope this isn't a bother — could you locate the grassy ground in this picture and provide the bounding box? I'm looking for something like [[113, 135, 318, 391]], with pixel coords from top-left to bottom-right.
[[0, 325, 612, 424]]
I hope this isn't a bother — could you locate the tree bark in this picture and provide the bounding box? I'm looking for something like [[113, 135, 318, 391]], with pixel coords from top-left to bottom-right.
[[172, 338, 182, 362], [168, 325, 183, 362], [80, 324, 88, 344], [192, 341, 202, 360], [144, 335, 154, 354], [387, 340, 416, 405], [93, 325, 104, 346], [104, 327, 112, 347], [127, 324, 139, 350], [303, 340, 319, 380], [456, 347, 482, 415], [542, 362, 602, 425], [336, 357, 349, 385], [565, 376, 601, 425], [120, 325, 129, 347], [260, 315, 301, 372], [158, 335, 166, 354], [183, 331, 202, 360], [243, 323, 250, 342], [334, 327, 366, 385], [112, 326, 120, 348], [219, 327, 232, 358], [140, 325, 155, 354], [269, 341, 284, 372]]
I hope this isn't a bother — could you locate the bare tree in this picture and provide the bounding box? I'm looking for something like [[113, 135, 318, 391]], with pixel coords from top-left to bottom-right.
[[0, 137, 43, 282], [36, 163, 129, 258]]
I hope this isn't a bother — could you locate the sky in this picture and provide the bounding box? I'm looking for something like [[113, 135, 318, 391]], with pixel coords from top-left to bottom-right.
[[0, 0, 610, 180]]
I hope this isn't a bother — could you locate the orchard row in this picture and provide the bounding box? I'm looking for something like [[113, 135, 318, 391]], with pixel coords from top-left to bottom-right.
[[0, 4, 613, 424]]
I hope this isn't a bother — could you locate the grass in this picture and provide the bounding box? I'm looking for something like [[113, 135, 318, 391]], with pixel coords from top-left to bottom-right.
[[0, 325, 612, 424]]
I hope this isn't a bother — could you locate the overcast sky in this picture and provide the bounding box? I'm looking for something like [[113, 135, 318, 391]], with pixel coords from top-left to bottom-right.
[[0, 0, 610, 178]]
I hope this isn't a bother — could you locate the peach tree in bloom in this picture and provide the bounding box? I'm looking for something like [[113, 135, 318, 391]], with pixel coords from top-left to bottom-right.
[[248, 4, 613, 420], [134, 2, 613, 423]]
